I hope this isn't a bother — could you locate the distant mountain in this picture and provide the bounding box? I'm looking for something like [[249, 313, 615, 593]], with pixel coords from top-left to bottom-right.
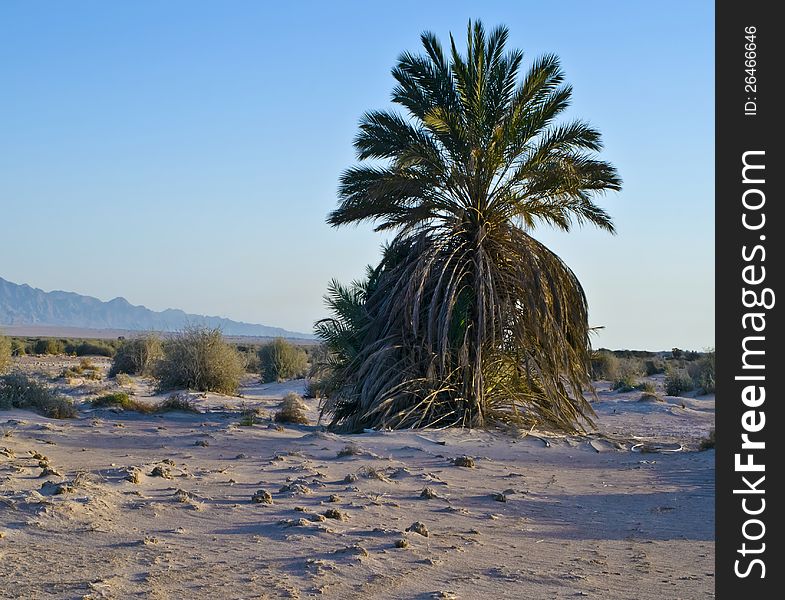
[[0, 277, 313, 339]]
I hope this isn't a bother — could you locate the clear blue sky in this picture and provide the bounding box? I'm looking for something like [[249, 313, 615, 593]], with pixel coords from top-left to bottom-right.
[[0, 1, 714, 350]]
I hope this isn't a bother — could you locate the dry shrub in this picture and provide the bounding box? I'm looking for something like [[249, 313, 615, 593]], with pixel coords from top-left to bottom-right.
[[0, 334, 11, 374], [274, 392, 309, 424], [110, 334, 163, 376], [590, 350, 618, 381], [91, 392, 154, 413], [91, 391, 198, 414], [699, 428, 715, 450], [0, 374, 77, 419], [258, 338, 308, 383], [664, 369, 694, 396], [154, 326, 244, 395]]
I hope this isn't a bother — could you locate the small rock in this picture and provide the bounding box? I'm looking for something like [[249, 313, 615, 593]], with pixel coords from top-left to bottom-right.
[[406, 521, 429, 537], [150, 465, 172, 479], [323, 508, 348, 521], [39, 466, 62, 478], [420, 487, 438, 499], [453, 455, 475, 468], [328, 494, 341, 503], [344, 473, 358, 483], [194, 440, 209, 447], [492, 493, 507, 503], [124, 468, 142, 484], [251, 490, 273, 504], [394, 538, 409, 549]]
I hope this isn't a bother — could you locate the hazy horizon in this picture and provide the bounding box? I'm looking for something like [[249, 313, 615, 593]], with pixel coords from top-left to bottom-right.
[[0, 1, 714, 350]]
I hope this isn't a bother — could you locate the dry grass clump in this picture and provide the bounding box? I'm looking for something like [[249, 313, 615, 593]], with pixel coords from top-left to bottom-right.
[[699, 428, 715, 450], [110, 334, 163, 377], [91, 392, 153, 412], [0, 373, 77, 419], [274, 392, 309, 424], [91, 391, 198, 414], [0, 334, 11, 374], [258, 338, 309, 383], [154, 326, 244, 395], [688, 350, 715, 394], [336, 444, 362, 458], [62, 358, 103, 381], [590, 350, 619, 381], [638, 392, 663, 403], [157, 393, 200, 413]]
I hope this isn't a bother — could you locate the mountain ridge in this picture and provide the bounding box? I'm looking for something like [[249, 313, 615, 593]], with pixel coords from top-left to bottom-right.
[[0, 276, 313, 339]]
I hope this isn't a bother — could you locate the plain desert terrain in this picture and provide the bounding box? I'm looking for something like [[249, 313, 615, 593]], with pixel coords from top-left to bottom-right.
[[1, 356, 714, 599]]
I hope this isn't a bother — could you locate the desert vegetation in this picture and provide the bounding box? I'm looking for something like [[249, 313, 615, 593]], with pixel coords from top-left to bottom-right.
[[0, 373, 77, 418], [316, 21, 621, 432], [0, 333, 11, 374], [154, 326, 245, 395], [110, 334, 163, 376], [4, 336, 120, 357], [258, 337, 309, 383]]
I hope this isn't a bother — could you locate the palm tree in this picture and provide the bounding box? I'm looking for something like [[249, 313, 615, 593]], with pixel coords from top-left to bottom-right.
[[322, 21, 621, 432]]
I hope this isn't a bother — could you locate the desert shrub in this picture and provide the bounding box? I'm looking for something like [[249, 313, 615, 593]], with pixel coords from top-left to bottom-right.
[[258, 338, 309, 383], [274, 391, 309, 424], [0, 335, 11, 374], [688, 350, 715, 394], [664, 369, 694, 396], [110, 334, 163, 376], [0, 373, 77, 418], [671, 347, 683, 359], [590, 350, 619, 381], [154, 326, 244, 394], [62, 358, 103, 381], [636, 380, 657, 393], [91, 392, 145, 411], [10, 339, 26, 357], [74, 341, 115, 357], [115, 373, 133, 387], [157, 393, 200, 413], [304, 376, 329, 399], [699, 428, 715, 450], [610, 359, 643, 392], [34, 338, 63, 355], [643, 359, 666, 376], [239, 347, 261, 374]]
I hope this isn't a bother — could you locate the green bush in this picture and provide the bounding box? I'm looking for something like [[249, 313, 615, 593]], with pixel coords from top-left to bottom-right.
[[636, 380, 657, 393], [34, 338, 63, 355], [665, 369, 694, 396], [590, 350, 619, 381], [110, 335, 163, 376], [154, 326, 244, 395], [74, 341, 115, 357], [258, 338, 309, 383], [10, 339, 26, 357], [0, 335, 11, 374], [688, 350, 715, 394], [0, 373, 77, 418], [91, 392, 143, 411], [610, 359, 643, 392], [643, 359, 666, 376]]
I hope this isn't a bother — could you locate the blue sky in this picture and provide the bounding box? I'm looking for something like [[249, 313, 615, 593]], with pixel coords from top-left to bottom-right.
[[0, 1, 714, 350]]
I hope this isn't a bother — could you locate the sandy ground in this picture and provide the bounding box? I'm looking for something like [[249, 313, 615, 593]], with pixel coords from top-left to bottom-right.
[[1, 356, 714, 599]]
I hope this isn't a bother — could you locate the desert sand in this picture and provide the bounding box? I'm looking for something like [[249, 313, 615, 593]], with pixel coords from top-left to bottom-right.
[[1, 356, 714, 599]]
